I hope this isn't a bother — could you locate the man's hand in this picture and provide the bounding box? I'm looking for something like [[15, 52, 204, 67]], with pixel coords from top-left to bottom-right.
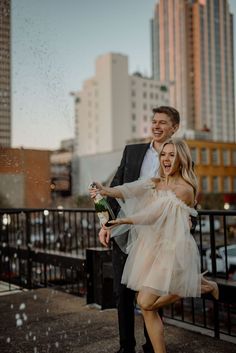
[[98, 226, 111, 247]]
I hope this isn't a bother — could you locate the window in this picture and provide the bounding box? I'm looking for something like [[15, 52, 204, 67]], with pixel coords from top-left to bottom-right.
[[212, 176, 219, 192], [132, 102, 136, 109], [132, 114, 136, 121], [190, 148, 197, 163], [132, 125, 136, 133], [143, 92, 147, 98], [201, 176, 208, 192], [223, 176, 230, 192], [143, 103, 147, 110], [233, 177, 236, 192], [232, 150, 236, 166], [222, 149, 230, 166], [201, 148, 208, 164], [212, 149, 219, 165]]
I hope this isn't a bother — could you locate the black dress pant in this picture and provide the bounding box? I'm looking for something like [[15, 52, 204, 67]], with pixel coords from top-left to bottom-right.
[[112, 240, 154, 351]]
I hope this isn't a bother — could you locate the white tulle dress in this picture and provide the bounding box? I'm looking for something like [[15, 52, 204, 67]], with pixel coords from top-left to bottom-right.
[[111, 179, 201, 298]]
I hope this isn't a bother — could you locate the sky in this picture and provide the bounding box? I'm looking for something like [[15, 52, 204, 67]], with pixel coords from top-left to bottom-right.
[[12, 0, 236, 150]]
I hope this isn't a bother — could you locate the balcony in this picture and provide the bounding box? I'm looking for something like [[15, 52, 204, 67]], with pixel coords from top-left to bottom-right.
[[0, 207, 236, 348]]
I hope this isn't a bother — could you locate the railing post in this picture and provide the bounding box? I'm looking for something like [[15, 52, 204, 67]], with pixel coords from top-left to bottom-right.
[[209, 214, 217, 276], [42, 212, 47, 287], [213, 301, 220, 338], [25, 212, 32, 289]]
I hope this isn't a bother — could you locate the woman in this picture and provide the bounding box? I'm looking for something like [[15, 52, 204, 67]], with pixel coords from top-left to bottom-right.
[[90, 138, 218, 353]]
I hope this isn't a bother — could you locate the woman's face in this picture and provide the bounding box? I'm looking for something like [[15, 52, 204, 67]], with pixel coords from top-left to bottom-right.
[[160, 143, 180, 176]]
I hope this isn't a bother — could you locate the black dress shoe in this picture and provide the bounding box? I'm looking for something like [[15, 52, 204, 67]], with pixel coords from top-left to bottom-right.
[[142, 343, 155, 353], [115, 348, 136, 353]]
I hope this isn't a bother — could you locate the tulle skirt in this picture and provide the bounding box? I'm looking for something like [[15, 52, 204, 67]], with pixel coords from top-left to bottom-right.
[[121, 226, 201, 298]]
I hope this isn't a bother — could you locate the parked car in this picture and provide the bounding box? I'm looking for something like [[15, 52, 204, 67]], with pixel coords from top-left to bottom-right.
[[203, 244, 236, 273], [218, 244, 236, 270], [203, 248, 226, 273], [195, 217, 220, 233]]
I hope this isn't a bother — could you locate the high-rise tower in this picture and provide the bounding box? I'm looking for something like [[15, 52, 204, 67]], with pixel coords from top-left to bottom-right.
[[0, 0, 11, 146], [151, 0, 235, 142]]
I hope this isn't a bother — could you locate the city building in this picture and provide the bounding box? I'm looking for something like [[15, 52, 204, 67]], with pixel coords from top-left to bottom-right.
[[151, 0, 235, 142], [72, 52, 169, 156], [50, 140, 73, 200], [0, 0, 11, 147], [188, 139, 236, 208], [0, 147, 51, 208]]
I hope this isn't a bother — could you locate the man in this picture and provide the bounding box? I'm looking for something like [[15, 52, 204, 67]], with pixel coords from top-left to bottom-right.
[[98, 106, 180, 353]]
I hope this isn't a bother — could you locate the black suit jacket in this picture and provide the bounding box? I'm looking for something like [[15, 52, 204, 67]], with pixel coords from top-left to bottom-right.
[[108, 143, 150, 216]]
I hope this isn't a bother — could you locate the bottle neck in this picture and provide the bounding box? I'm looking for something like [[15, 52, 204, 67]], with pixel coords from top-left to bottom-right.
[[95, 193, 103, 202]]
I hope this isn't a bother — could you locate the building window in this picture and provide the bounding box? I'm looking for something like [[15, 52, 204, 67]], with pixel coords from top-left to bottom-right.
[[232, 150, 236, 166], [143, 115, 148, 122], [132, 102, 136, 108], [190, 148, 197, 163], [144, 127, 148, 134], [132, 90, 136, 97], [233, 177, 236, 192], [222, 149, 230, 166], [223, 176, 230, 192], [201, 176, 208, 192], [212, 149, 219, 165], [143, 92, 147, 98], [132, 114, 136, 121], [212, 176, 219, 192], [132, 125, 136, 133], [143, 103, 147, 110], [201, 148, 208, 164]]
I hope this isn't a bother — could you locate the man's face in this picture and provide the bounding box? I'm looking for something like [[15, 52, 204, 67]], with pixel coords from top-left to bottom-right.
[[151, 113, 179, 144]]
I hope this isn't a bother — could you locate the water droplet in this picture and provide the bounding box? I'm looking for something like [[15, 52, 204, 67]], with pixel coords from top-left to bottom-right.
[[15, 313, 20, 319], [5, 256, 9, 262], [33, 294, 37, 300], [10, 304, 14, 309], [12, 263, 16, 270], [88, 319, 91, 324], [46, 308, 49, 313], [6, 337, 11, 343], [16, 318, 23, 327], [33, 335, 36, 341], [19, 303, 26, 310], [17, 239, 22, 246], [55, 342, 59, 348], [23, 313, 28, 321]]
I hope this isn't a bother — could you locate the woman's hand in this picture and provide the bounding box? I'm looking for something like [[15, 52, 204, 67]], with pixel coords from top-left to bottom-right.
[[104, 217, 133, 229], [88, 182, 106, 198]]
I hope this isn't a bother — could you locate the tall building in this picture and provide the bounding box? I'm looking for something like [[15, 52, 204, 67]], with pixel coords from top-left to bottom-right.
[[73, 52, 169, 156], [0, 0, 11, 147], [151, 0, 235, 142]]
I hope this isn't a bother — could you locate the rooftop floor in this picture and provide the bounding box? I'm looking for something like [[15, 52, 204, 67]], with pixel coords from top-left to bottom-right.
[[0, 288, 235, 353]]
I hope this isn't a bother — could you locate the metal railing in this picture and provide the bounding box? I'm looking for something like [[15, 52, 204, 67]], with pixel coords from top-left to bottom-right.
[[0, 208, 236, 341]]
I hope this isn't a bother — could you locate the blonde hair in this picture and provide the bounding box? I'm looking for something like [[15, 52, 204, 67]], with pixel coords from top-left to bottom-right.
[[159, 138, 198, 197]]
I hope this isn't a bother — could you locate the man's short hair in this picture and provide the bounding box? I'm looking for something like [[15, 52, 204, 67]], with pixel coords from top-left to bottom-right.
[[152, 106, 180, 126]]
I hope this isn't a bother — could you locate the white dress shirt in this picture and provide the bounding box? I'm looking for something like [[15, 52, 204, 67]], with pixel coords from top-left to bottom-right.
[[139, 141, 160, 178]]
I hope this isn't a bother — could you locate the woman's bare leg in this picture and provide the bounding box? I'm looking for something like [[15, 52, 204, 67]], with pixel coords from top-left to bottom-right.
[[138, 291, 180, 311], [141, 309, 166, 353]]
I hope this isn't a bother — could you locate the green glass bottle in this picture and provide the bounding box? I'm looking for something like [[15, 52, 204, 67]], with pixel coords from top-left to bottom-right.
[[89, 183, 115, 226]]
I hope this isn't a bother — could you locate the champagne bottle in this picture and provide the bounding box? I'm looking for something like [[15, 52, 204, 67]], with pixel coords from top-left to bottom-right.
[[89, 182, 115, 226]]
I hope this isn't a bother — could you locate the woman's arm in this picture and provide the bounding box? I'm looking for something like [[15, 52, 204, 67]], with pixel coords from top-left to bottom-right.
[[89, 182, 123, 199]]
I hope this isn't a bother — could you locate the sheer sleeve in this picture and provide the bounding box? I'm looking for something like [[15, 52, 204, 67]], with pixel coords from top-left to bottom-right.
[[111, 189, 198, 254]]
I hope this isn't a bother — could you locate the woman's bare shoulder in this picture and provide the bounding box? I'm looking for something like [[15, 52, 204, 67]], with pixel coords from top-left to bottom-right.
[[173, 184, 194, 207]]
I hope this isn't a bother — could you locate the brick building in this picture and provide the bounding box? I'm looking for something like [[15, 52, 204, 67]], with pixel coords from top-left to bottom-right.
[[0, 147, 51, 208]]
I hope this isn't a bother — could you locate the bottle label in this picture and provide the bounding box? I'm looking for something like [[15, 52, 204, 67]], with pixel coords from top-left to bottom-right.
[[97, 211, 109, 225]]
